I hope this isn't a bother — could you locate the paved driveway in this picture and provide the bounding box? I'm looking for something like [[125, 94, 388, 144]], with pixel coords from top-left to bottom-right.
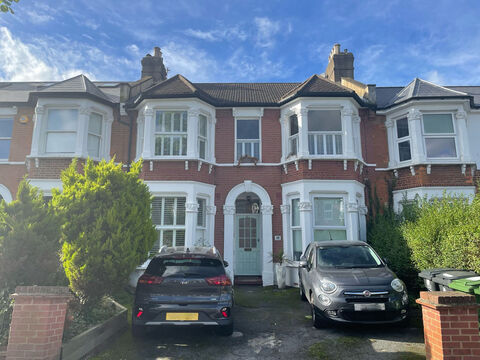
[[94, 286, 426, 360]]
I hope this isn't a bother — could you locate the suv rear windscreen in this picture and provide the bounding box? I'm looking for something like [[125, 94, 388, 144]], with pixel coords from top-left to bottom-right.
[[146, 257, 225, 278]]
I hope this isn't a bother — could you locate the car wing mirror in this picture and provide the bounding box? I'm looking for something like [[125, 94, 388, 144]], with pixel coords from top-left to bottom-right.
[[223, 260, 229, 268], [299, 260, 307, 268]]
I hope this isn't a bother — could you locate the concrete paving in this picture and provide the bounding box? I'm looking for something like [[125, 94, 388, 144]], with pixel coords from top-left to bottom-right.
[[93, 286, 426, 360]]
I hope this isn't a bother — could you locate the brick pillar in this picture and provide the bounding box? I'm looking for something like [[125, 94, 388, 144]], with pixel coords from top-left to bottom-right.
[[6, 286, 72, 360], [416, 291, 480, 360]]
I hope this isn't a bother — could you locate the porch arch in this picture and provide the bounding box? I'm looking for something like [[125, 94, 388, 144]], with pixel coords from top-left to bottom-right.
[[0, 184, 13, 203]]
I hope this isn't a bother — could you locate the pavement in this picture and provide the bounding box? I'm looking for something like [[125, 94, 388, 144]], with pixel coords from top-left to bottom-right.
[[93, 286, 426, 360]]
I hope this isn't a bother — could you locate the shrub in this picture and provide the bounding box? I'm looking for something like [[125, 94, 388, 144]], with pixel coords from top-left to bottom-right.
[[0, 180, 65, 289], [53, 158, 156, 306]]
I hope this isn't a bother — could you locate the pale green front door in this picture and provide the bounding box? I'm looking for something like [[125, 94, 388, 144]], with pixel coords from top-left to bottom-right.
[[235, 214, 261, 275]]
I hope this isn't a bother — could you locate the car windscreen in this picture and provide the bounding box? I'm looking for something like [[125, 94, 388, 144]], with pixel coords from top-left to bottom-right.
[[145, 257, 225, 278], [316, 245, 383, 269]]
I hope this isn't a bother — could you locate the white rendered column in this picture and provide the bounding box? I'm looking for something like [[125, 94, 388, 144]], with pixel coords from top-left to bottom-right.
[[455, 110, 471, 162], [280, 115, 288, 162], [353, 114, 362, 160], [185, 201, 199, 249], [30, 105, 45, 156], [103, 116, 113, 160], [385, 118, 396, 167], [206, 205, 216, 248], [141, 107, 154, 158], [341, 106, 355, 159], [209, 115, 216, 163], [297, 108, 309, 157], [223, 205, 235, 282], [347, 201, 359, 241], [78, 107, 90, 158], [261, 204, 274, 286], [280, 204, 291, 259], [298, 201, 312, 252], [187, 110, 199, 158], [359, 206, 368, 242], [407, 109, 424, 163]]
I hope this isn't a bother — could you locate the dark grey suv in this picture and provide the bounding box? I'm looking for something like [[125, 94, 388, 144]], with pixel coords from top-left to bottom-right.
[[298, 241, 408, 327], [132, 247, 234, 336]]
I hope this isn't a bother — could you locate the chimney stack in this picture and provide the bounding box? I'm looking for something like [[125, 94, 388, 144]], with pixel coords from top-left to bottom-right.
[[141, 47, 167, 83], [324, 44, 354, 83]]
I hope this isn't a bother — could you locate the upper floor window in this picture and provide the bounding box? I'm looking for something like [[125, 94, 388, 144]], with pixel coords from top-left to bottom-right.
[[288, 115, 299, 157], [87, 113, 103, 158], [308, 110, 342, 155], [422, 114, 457, 158], [154, 111, 187, 156], [236, 119, 260, 160], [0, 118, 13, 160], [198, 114, 207, 160], [313, 197, 346, 241], [45, 109, 78, 153], [396, 117, 411, 162]]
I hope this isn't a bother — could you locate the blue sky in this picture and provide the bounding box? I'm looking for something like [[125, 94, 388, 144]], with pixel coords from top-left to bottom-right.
[[1, 0, 480, 86]]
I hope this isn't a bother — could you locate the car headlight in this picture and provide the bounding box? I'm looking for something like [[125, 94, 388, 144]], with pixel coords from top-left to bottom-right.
[[391, 278, 405, 293], [320, 280, 337, 294], [318, 293, 332, 306]]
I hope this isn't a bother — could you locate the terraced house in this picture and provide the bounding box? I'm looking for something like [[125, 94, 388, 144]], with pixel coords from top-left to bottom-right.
[[1, 44, 480, 286]]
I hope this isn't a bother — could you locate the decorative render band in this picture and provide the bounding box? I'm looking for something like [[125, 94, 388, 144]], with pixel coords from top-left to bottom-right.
[[206, 205, 217, 215], [298, 201, 312, 212], [223, 205, 235, 215], [261, 204, 274, 215], [280, 204, 290, 214], [185, 202, 199, 212]]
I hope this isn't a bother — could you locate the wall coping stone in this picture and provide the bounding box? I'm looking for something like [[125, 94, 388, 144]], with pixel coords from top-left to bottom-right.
[[12, 285, 73, 298], [416, 291, 479, 310]]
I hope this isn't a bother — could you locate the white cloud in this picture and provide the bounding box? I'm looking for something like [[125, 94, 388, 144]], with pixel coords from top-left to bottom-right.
[[25, 9, 54, 24], [254, 17, 281, 48], [184, 27, 247, 42], [126, 44, 140, 55], [424, 70, 446, 85]]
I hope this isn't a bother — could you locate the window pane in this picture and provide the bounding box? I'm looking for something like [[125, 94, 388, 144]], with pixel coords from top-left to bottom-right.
[[152, 197, 163, 225], [162, 230, 173, 247], [181, 136, 187, 155], [398, 140, 411, 161], [87, 134, 100, 157], [199, 115, 207, 137], [164, 198, 174, 225], [176, 198, 186, 225], [237, 119, 259, 139], [317, 135, 324, 154], [89, 113, 102, 135], [335, 135, 342, 154], [289, 115, 298, 135], [314, 198, 345, 226], [396, 118, 409, 138], [245, 142, 252, 156], [155, 111, 163, 132], [289, 136, 297, 155], [237, 142, 242, 159], [0, 139, 10, 159], [197, 198, 206, 227], [326, 135, 334, 154], [0, 118, 13, 138], [155, 136, 162, 155], [199, 139, 206, 159], [308, 110, 341, 131], [423, 114, 454, 134], [175, 230, 185, 246], [164, 113, 172, 132], [291, 198, 300, 226], [47, 109, 78, 130], [46, 132, 76, 153], [292, 230, 302, 260], [253, 142, 259, 158], [425, 138, 457, 158], [308, 135, 315, 154], [172, 137, 180, 155], [182, 112, 187, 131], [163, 137, 171, 155], [314, 230, 347, 241]]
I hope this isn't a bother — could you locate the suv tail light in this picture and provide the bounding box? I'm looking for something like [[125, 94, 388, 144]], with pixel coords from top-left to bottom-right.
[[205, 274, 232, 286], [138, 274, 164, 285]]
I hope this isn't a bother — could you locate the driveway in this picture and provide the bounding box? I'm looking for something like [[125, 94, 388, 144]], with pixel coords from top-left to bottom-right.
[[93, 286, 426, 360]]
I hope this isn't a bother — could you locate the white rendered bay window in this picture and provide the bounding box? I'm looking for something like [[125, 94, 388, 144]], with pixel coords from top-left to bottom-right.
[[313, 197, 346, 241], [236, 119, 260, 160], [155, 111, 187, 156], [151, 197, 186, 251], [308, 110, 343, 155]]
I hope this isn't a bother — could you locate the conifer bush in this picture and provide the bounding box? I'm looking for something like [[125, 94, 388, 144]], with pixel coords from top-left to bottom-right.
[[53, 158, 156, 306]]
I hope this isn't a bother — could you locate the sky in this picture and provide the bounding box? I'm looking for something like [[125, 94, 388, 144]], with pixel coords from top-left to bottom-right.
[[1, 0, 480, 86]]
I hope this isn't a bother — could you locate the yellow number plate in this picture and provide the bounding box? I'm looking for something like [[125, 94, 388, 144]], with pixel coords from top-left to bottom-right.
[[166, 313, 199, 321]]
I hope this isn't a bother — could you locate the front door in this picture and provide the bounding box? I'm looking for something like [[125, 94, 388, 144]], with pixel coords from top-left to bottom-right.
[[235, 214, 261, 275]]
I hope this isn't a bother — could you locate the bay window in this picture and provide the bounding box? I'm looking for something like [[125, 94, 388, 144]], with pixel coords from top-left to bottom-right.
[[422, 114, 457, 158], [45, 109, 78, 153], [198, 114, 207, 160], [288, 114, 299, 156], [87, 112, 103, 158], [154, 111, 187, 156], [308, 110, 343, 155], [0, 117, 13, 160], [396, 117, 411, 162], [313, 197, 346, 241], [236, 119, 260, 160], [151, 197, 186, 250], [291, 198, 302, 261]]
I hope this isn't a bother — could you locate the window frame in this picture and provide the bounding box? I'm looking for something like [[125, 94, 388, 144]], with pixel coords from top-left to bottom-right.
[[307, 109, 343, 156], [196, 197, 207, 229], [0, 117, 14, 161], [288, 114, 299, 157], [43, 108, 79, 154], [312, 195, 348, 241], [394, 116, 412, 163], [235, 117, 261, 162], [152, 196, 187, 249], [421, 113, 458, 160], [198, 113, 208, 160], [154, 110, 188, 157], [290, 197, 302, 261]]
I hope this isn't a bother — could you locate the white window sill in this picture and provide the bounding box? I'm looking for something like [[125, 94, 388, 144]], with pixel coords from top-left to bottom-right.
[[27, 154, 109, 161]]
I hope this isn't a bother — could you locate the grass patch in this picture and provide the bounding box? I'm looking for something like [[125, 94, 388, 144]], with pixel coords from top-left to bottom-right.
[[307, 342, 329, 360], [336, 336, 363, 347], [307, 336, 369, 359], [234, 286, 299, 308]]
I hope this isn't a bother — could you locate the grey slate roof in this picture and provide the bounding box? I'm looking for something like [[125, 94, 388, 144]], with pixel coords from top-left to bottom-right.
[[376, 78, 471, 109], [31, 75, 115, 104]]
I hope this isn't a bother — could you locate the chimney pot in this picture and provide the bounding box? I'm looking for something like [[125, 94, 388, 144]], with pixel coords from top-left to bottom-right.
[[154, 47, 162, 57], [334, 44, 341, 54]]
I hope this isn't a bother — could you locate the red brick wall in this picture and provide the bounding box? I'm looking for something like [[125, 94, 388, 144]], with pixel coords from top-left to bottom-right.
[[281, 159, 364, 183], [215, 109, 235, 163], [359, 109, 389, 167], [0, 165, 26, 200], [9, 107, 34, 162], [110, 113, 131, 163], [140, 160, 215, 183], [261, 109, 281, 163]]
